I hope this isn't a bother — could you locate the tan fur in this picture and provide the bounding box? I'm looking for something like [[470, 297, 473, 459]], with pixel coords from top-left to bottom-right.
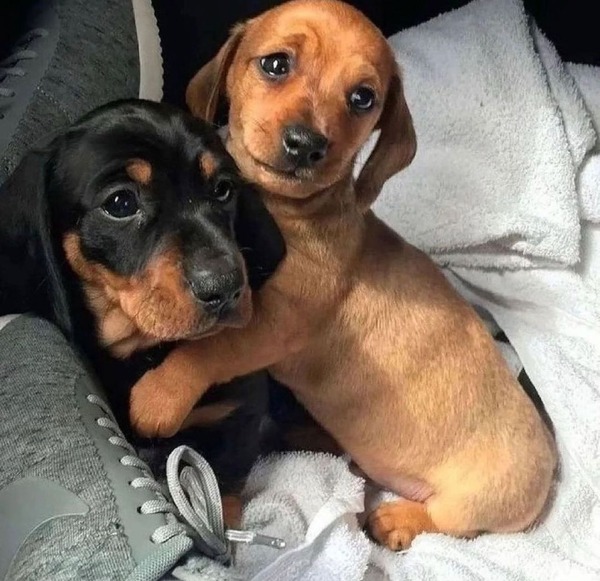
[[130, 0, 557, 547], [126, 159, 153, 185], [199, 151, 219, 178], [63, 232, 231, 358], [221, 494, 243, 529]]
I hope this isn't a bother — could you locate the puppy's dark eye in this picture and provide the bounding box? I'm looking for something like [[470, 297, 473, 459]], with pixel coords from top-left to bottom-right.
[[348, 86, 376, 112], [259, 53, 290, 78], [102, 188, 139, 219], [213, 178, 235, 203]]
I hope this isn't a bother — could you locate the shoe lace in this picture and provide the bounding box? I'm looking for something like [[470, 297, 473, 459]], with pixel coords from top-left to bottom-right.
[[86, 394, 285, 566], [0, 28, 48, 100]]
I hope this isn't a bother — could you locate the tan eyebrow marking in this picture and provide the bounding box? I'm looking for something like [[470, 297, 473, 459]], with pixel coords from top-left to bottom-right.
[[126, 159, 152, 185], [199, 151, 219, 178]]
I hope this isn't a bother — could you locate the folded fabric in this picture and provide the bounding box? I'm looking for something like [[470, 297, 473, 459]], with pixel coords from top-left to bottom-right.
[[356, 0, 597, 269], [235, 453, 369, 581], [441, 221, 600, 578], [568, 63, 600, 222]]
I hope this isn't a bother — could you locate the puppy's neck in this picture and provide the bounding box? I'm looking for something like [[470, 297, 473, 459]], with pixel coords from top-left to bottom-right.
[[260, 174, 356, 219]]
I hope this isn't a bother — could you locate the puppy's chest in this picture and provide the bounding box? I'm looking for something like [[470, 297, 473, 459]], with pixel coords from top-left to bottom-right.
[[275, 222, 359, 296], [266, 249, 336, 312]]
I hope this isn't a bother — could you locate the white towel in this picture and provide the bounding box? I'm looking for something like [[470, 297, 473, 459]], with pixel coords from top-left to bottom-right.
[[440, 224, 600, 578], [233, 453, 369, 581], [356, 0, 597, 269], [568, 63, 600, 222]]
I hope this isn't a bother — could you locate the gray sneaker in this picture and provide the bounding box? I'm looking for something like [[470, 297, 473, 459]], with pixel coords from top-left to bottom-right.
[[0, 0, 163, 183], [0, 315, 233, 581]]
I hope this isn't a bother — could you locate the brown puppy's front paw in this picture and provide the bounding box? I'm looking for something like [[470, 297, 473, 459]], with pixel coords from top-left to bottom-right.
[[129, 368, 193, 438], [367, 501, 438, 551]]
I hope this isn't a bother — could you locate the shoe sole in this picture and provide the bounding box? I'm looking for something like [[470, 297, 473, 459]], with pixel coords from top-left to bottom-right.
[[0, 315, 20, 332], [131, 0, 164, 101]]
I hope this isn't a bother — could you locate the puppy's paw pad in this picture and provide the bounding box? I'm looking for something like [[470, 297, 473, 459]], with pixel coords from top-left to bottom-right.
[[367, 501, 435, 551]]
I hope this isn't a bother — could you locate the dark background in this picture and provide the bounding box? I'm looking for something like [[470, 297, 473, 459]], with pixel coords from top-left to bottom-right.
[[1, 1, 599, 106], [151, 0, 600, 106]]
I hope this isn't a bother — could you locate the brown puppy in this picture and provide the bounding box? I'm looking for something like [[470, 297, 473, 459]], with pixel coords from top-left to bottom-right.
[[129, 0, 557, 549]]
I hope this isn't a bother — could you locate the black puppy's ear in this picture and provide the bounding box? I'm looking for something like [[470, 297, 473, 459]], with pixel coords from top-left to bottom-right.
[[235, 189, 286, 290], [0, 146, 72, 335]]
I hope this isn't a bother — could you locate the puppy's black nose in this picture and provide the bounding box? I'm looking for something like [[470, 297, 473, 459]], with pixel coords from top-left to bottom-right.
[[282, 124, 328, 168], [187, 260, 245, 317]]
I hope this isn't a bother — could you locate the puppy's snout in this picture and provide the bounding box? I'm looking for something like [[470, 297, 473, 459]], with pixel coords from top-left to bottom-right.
[[187, 258, 245, 318], [282, 124, 328, 168]]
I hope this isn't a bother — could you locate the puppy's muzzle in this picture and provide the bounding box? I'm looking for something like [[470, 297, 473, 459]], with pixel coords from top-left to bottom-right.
[[282, 124, 328, 169], [187, 256, 245, 320]]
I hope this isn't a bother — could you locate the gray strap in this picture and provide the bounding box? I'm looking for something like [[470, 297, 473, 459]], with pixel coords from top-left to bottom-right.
[[166, 445, 286, 567], [166, 446, 230, 564]]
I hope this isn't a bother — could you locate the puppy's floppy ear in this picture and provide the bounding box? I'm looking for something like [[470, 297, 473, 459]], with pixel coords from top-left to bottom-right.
[[355, 68, 417, 211], [0, 144, 72, 335], [235, 188, 286, 290], [186, 23, 247, 123]]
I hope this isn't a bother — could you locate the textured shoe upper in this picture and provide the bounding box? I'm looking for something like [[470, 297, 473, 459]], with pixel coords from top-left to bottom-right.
[[0, 5, 58, 172], [0, 0, 140, 184], [0, 316, 197, 581]]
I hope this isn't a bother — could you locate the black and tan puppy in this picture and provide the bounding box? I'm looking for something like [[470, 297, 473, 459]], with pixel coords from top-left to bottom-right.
[[0, 99, 285, 500]]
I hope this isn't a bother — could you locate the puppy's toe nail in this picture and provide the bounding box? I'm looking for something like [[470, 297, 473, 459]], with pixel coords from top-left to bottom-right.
[[367, 504, 421, 551], [387, 528, 414, 551], [369, 521, 414, 551]]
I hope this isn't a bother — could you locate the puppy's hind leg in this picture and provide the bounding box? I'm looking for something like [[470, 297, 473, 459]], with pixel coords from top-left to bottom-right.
[[421, 478, 541, 543], [427, 429, 555, 539], [368, 449, 554, 550]]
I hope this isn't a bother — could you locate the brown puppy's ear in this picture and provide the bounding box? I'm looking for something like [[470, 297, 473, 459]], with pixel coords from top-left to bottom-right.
[[185, 23, 246, 122], [355, 70, 417, 211]]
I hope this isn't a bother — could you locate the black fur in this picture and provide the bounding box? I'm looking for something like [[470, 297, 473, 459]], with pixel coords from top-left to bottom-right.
[[0, 99, 286, 491]]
